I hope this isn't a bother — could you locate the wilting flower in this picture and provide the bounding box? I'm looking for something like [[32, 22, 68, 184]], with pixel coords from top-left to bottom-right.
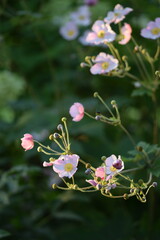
[[86, 20, 116, 45], [21, 133, 34, 151], [59, 22, 79, 40], [118, 23, 132, 45], [84, 0, 98, 6], [90, 52, 119, 75], [140, 18, 160, 39], [70, 6, 91, 26], [105, 154, 124, 176], [104, 4, 133, 24], [53, 154, 79, 178], [43, 161, 54, 167], [69, 102, 84, 122]]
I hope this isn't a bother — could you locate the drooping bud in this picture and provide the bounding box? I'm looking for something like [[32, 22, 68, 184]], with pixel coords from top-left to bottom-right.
[[85, 163, 91, 169], [37, 146, 42, 152], [85, 168, 92, 175], [57, 124, 63, 131], [152, 182, 158, 188], [123, 193, 129, 200], [52, 184, 57, 189], [53, 133, 60, 139], [93, 92, 99, 98]]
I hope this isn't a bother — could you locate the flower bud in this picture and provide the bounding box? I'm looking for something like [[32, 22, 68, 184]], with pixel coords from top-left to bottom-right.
[[85, 168, 92, 175], [49, 157, 55, 162], [152, 182, 158, 188], [96, 184, 102, 190], [93, 92, 99, 98], [123, 193, 129, 200], [80, 62, 88, 68], [37, 146, 42, 152], [61, 117, 67, 122], [49, 134, 54, 140], [136, 146, 143, 152], [138, 179, 144, 186], [95, 115, 101, 120], [52, 184, 57, 189], [53, 133, 59, 139], [72, 184, 78, 190], [57, 124, 63, 131], [101, 156, 106, 161]]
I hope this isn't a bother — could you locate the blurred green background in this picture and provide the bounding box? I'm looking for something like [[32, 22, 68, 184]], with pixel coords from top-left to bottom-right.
[[0, 0, 160, 239]]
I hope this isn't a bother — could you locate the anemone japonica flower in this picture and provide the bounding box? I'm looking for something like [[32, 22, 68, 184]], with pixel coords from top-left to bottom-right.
[[140, 18, 160, 39], [90, 52, 119, 75], [95, 167, 105, 180], [105, 154, 124, 176], [59, 22, 79, 40], [70, 6, 91, 26], [69, 102, 84, 122], [84, 0, 98, 6], [21, 133, 34, 151], [118, 23, 132, 45], [53, 154, 79, 178], [104, 4, 133, 24], [86, 20, 116, 45], [79, 30, 94, 46]]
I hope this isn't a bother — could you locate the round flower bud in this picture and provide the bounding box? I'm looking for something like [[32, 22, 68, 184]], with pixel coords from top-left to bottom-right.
[[37, 146, 42, 152], [123, 193, 129, 200], [49, 134, 54, 140], [53, 133, 59, 138], [96, 184, 102, 190], [93, 92, 99, 98], [61, 117, 67, 122], [52, 184, 57, 189], [57, 124, 63, 131], [152, 182, 158, 188], [101, 156, 106, 161], [136, 146, 143, 152], [85, 168, 92, 175]]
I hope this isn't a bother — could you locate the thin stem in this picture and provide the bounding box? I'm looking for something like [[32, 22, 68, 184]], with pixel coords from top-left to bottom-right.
[[121, 166, 144, 174], [34, 140, 61, 154], [63, 120, 70, 150], [84, 111, 96, 120], [53, 138, 66, 152], [96, 94, 115, 118], [119, 124, 136, 147]]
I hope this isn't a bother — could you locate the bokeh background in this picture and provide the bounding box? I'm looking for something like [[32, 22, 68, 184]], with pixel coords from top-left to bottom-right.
[[0, 0, 160, 239]]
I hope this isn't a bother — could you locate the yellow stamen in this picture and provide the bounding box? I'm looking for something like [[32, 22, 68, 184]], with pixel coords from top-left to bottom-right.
[[110, 166, 117, 172], [151, 27, 160, 35], [101, 62, 109, 70], [97, 30, 105, 38], [79, 15, 85, 20], [68, 30, 75, 36], [64, 163, 73, 172]]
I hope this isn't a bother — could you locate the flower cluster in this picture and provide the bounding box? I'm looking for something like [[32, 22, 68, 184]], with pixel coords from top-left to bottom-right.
[[59, 5, 92, 41], [21, 4, 159, 203]]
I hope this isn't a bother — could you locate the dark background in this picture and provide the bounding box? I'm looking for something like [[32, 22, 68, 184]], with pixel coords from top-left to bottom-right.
[[0, 0, 160, 239]]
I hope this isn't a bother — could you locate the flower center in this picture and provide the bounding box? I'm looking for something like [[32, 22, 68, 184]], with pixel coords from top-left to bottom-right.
[[64, 163, 73, 172], [151, 27, 160, 35], [68, 30, 75, 36], [114, 12, 120, 17], [79, 15, 85, 20], [110, 166, 117, 172], [97, 30, 105, 38], [101, 62, 109, 70]]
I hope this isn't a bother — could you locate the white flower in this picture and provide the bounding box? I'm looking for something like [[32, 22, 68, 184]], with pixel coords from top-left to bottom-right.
[[70, 6, 91, 26], [104, 4, 133, 24], [59, 22, 79, 40]]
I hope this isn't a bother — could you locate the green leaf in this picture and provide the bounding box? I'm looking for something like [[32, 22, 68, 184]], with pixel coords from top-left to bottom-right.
[[131, 88, 152, 97], [0, 229, 10, 239]]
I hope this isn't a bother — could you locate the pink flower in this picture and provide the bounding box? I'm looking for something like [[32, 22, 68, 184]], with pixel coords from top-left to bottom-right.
[[70, 6, 91, 26], [69, 102, 84, 122], [84, 0, 98, 6], [104, 4, 133, 24], [95, 167, 105, 180], [86, 179, 97, 186], [53, 154, 79, 178], [105, 154, 124, 176], [79, 30, 94, 46], [86, 20, 116, 45], [90, 52, 119, 75], [43, 161, 54, 167], [118, 23, 132, 45], [59, 22, 79, 40], [141, 18, 160, 39], [21, 133, 34, 151]]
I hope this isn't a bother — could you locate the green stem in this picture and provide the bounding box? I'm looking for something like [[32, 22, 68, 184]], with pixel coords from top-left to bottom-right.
[[119, 124, 136, 147], [84, 111, 96, 120]]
